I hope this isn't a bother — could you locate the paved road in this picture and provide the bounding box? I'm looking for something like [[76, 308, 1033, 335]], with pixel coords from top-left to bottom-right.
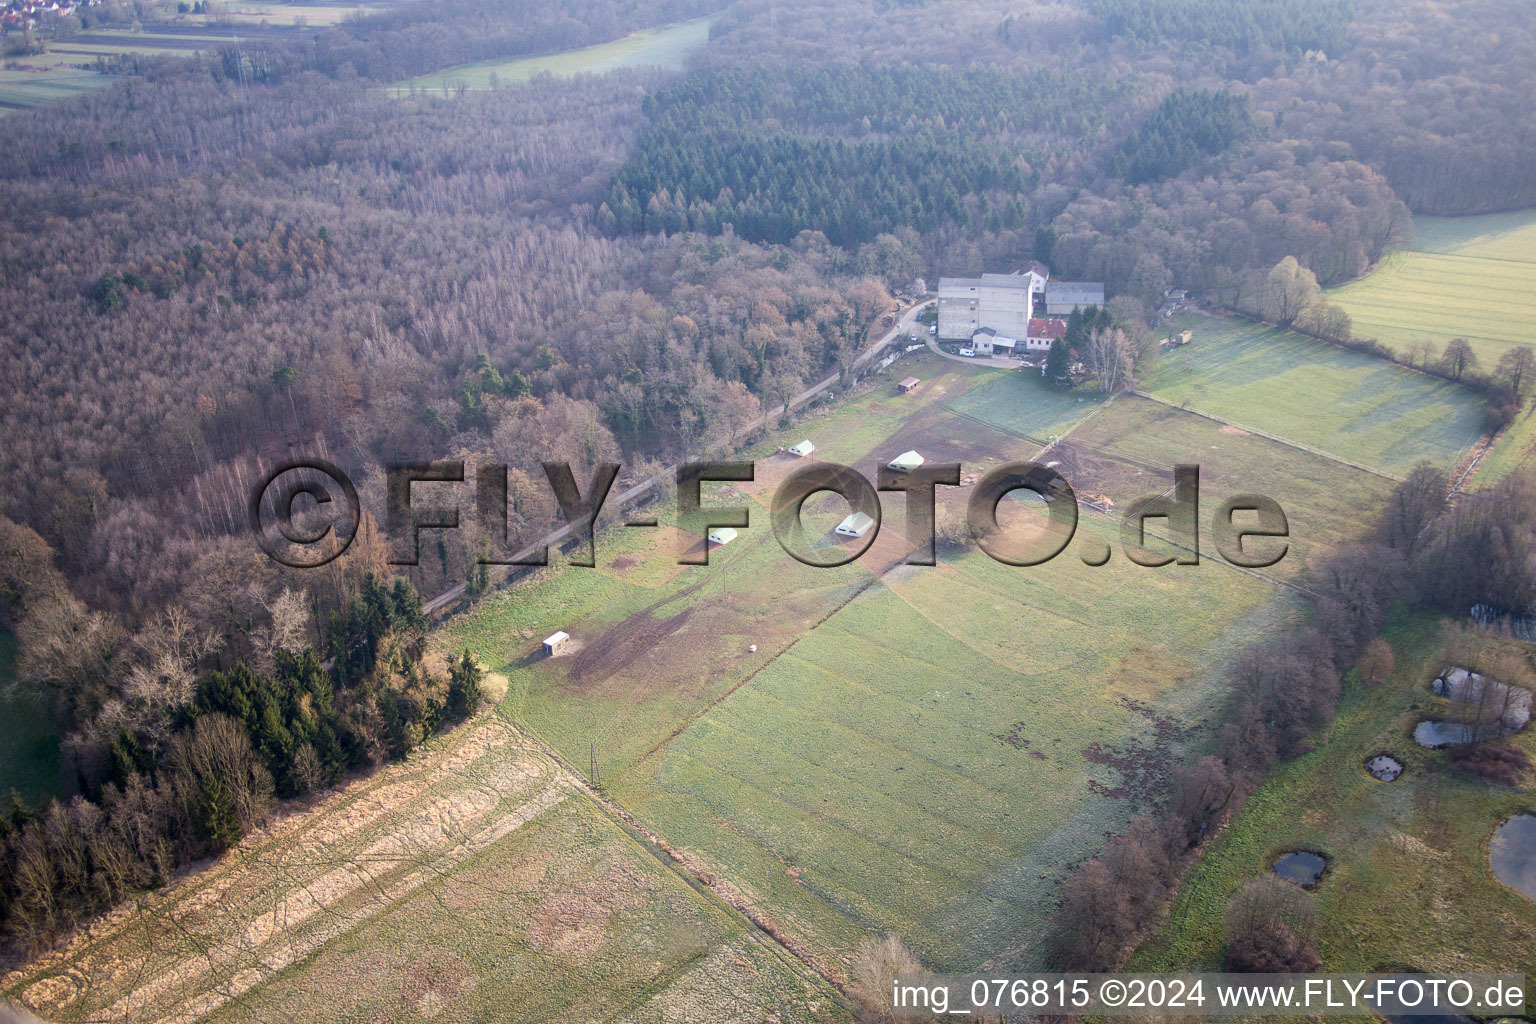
[[423, 301, 931, 615], [924, 333, 1033, 370]]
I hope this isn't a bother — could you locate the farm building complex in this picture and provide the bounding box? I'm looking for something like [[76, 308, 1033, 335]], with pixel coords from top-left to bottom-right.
[[937, 264, 1104, 352]]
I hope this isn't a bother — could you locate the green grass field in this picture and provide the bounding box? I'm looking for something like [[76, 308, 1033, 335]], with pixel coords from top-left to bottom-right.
[[1065, 393, 1398, 580], [1478, 406, 1536, 486], [441, 355, 1405, 974], [1131, 613, 1536, 998], [1329, 211, 1536, 368], [1141, 313, 1487, 477], [4, 333, 1462, 1015], [2, 709, 847, 1023], [397, 15, 714, 92], [0, 66, 113, 114]]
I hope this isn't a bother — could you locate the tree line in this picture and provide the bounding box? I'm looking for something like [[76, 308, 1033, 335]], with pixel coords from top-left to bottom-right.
[[1048, 462, 1536, 973], [0, 557, 483, 952]]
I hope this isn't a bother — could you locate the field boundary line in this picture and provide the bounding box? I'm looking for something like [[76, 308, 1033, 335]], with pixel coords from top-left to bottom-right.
[[1128, 390, 1405, 482], [504, 719, 860, 1002]]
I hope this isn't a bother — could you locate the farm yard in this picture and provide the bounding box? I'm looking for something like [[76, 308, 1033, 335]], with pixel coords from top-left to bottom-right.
[[396, 15, 714, 93], [1141, 313, 1488, 477], [1129, 614, 1536, 983], [1329, 211, 1536, 368]]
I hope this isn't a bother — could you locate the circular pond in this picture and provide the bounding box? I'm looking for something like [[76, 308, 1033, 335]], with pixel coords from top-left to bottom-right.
[[1490, 814, 1536, 904], [1273, 850, 1327, 887]]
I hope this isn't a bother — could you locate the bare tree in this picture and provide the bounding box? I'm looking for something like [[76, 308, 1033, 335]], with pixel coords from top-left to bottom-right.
[[850, 934, 922, 1024], [1439, 337, 1478, 382], [1357, 637, 1395, 686], [1224, 877, 1321, 972], [1084, 326, 1135, 394], [1263, 257, 1320, 326], [1407, 339, 1439, 371], [1497, 345, 1535, 399]]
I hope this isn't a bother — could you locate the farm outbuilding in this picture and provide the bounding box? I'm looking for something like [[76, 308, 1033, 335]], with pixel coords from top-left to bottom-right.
[[788, 440, 815, 457], [542, 631, 570, 656], [835, 511, 876, 538], [707, 527, 738, 547], [887, 450, 925, 473], [897, 376, 921, 394]]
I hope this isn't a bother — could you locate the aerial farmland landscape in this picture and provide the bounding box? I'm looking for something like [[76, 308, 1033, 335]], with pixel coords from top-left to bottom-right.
[[2, 0, 1536, 1022]]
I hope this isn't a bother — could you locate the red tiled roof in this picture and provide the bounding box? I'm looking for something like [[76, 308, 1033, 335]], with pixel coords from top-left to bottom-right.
[[1027, 317, 1067, 340]]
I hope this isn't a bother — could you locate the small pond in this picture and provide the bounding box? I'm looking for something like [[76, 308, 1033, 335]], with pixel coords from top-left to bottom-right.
[[1414, 721, 1478, 748], [1273, 850, 1327, 887], [1489, 814, 1536, 904], [1433, 667, 1531, 731], [1366, 754, 1404, 781]]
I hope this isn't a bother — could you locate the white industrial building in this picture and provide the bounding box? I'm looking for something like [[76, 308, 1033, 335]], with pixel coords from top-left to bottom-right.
[[936, 270, 1043, 340], [937, 265, 1104, 341]]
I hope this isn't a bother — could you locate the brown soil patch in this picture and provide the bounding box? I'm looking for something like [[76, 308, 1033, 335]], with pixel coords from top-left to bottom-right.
[[567, 594, 699, 690], [606, 554, 640, 572], [401, 953, 470, 1016], [1219, 424, 1251, 436]]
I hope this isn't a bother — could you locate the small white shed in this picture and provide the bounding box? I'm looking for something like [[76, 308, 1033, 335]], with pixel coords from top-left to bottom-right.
[[788, 440, 815, 457], [707, 527, 738, 547], [887, 450, 925, 473], [543, 631, 570, 657], [835, 512, 876, 538]]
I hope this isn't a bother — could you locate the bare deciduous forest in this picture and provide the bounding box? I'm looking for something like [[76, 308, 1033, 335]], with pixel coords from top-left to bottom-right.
[[3, 0, 1536, 966]]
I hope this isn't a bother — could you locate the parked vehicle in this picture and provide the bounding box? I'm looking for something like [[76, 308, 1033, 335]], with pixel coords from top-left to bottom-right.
[[958, 348, 976, 357]]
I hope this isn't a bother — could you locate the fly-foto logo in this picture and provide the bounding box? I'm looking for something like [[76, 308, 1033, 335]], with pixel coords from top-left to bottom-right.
[[250, 459, 1290, 570]]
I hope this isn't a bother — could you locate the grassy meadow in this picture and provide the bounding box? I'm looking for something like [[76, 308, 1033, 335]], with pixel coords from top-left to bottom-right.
[[5, 319, 1486, 1017], [440, 346, 1411, 973], [1, 707, 845, 1023], [0, 66, 112, 116], [397, 15, 714, 93], [1142, 313, 1487, 477], [1131, 612, 1536, 996], [1329, 211, 1536, 368]]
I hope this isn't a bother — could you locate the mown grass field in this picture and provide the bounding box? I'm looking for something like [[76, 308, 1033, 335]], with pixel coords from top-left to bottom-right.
[[1131, 613, 1536, 998], [397, 15, 714, 93], [1329, 211, 1536, 368], [1141, 313, 1487, 477], [0, 66, 112, 115], [1478, 406, 1536, 486], [0, 708, 845, 1024], [0, 22, 299, 114], [441, 351, 1412, 974], [1064, 393, 1398, 580]]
